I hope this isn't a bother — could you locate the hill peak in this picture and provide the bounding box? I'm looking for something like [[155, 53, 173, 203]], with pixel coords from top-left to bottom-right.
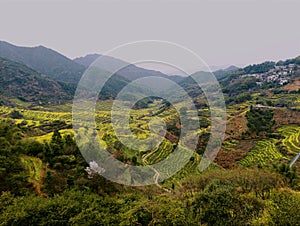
[[0, 40, 85, 83]]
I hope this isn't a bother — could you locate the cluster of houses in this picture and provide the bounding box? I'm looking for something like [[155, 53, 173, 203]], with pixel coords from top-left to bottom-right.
[[242, 64, 296, 86]]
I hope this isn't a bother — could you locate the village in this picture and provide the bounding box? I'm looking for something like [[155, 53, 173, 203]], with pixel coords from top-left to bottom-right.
[[242, 64, 296, 86]]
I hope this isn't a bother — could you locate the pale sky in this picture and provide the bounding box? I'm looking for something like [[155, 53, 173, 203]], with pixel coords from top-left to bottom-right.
[[1, 0, 300, 71]]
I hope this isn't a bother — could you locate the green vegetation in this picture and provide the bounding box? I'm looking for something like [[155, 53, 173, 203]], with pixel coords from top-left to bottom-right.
[[276, 56, 300, 66], [0, 57, 72, 105], [254, 92, 300, 109], [0, 97, 299, 225], [0, 41, 85, 84], [0, 168, 298, 225], [240, 61, 276, 75], [246, 106, 275, 135], [20, 156, 43, 182], [222, 76, 258, 97]]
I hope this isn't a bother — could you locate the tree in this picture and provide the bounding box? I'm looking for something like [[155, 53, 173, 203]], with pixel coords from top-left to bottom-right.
[[9, 110, 23, 119], [246, 107, 275, 135], [50, 129, 64, 156], [0, 137, 29, 195]]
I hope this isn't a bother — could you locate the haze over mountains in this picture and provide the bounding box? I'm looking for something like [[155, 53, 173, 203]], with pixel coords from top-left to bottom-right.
[[74, 53, 183, 82], [0, 41, 176, 104], [0, 41, 189, 104], [0, 41, 182, 83], [1, 40, 299, 107]]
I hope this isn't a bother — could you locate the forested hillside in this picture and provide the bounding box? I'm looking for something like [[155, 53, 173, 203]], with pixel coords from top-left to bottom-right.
[[0, 57, 73, 106]]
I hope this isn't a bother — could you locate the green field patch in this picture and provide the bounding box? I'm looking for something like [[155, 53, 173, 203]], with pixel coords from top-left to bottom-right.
[[9, 98, 31, 108], [33, 129, 74, 143], [20, 155, 43, 182], [157, 144, 202, 189], [14, 119, 40, 127]]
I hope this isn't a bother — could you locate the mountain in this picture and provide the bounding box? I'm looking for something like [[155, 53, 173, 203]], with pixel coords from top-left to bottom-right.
[[223, 65, 240, 72], [74, 54, 184, 82], [0, 54, 133, 103], [174, 71, 216, 98], [0, 41, 184, 101], [0, 41, 85, 83], [74, 54, 107, 68], [212, 65, 240, 80], [0, 57, 72, 106], [175, 66, 239, 98], [0, 42, 136, 99]]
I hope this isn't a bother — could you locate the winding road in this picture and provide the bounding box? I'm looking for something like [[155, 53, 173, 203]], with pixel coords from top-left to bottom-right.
[[141, 151, 171, 193]]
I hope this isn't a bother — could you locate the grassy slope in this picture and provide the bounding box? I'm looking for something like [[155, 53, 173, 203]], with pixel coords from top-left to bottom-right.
[[20, 155, 45, 195]]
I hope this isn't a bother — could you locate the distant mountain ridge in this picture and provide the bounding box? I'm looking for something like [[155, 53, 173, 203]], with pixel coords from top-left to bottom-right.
[[0, 41, 85, 83], [224, 65, 240, 72], [0, 41, 184, 100], [74, 53, 184, 83], [74, 54, 116, 68]]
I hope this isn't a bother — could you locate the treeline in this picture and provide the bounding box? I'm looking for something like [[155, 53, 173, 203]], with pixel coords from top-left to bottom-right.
[[241, 61, 276, 75], [0, 168, 299, 225], [276, 56, 300, 66], [221, 77, 258, 98]]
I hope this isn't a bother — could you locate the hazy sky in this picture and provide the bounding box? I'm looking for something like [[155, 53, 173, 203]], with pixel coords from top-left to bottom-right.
[[1, 0, 300, 70]]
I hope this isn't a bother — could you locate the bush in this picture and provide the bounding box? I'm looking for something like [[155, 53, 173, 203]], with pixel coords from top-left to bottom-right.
[[193, 180, 264, 225], [269, 190, 300, 225]]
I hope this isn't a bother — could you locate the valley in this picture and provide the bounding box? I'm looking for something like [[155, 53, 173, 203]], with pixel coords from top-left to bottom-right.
[[0, 41, 300, 225]]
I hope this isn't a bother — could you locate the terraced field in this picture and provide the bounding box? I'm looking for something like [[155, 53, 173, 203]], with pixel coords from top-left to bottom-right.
[[239, 125, 300, 167], [0, 106, 72, 123], [142, 139, 174, 165], [4, 98, 298, 190], [222, 139, 239, 151], [277, 125, 300, 154], [0, 106, 11, 115], [239, 139, 285, 167], [160, 152, 201, 189], [21, 110, 71, 123]]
